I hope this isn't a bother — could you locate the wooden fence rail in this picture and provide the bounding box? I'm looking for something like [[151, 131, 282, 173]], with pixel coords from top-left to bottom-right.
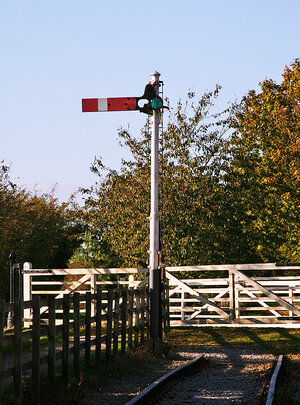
[[166, 263, 300, 326], [0, 286, 169, 405]]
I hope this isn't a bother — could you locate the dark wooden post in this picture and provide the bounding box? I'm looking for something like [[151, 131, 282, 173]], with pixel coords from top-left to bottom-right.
[[121, 289, 127, 355], [106, 289, 113, 362], [13, 297, 22, 405], [145, 288, 150, 338], [165, 279, 170, 333], [85, 292, 91, 369], [48, 295, 56, 385], [113, 289, 120, 358], [128, 289, 133, 350], [140, 289, 145, 344], [32, 295, 41, 405], [161, 283, 165, 333], [62, 294, 70, 385], [134, 290, 140, 347], [73, 293, 80, 381], [96, 290, 102, 366]]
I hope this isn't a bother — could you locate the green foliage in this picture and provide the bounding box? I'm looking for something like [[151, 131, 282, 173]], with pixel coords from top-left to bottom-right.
[[73, 86, 234, 267], [0, 164, 80, 299], [72, 60, 300, 268], [228, 59, 300, 262], [68, 231, 119, 269]]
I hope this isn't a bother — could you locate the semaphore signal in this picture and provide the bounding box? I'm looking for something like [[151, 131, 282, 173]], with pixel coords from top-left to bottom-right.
[[82, 97, 137, 112], [82, 72, 164, 344], [82, 82, 163, 115]]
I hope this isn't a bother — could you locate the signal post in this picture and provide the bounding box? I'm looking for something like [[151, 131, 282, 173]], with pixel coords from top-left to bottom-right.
[[82, 72, 163, 342], [149, 72, 162, 342]]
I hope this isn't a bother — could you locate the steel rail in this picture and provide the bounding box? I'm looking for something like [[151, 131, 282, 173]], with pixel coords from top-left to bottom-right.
[[126, 353, 284, 405], [265, 355, 284, 405], [125, 355, 204, 405]]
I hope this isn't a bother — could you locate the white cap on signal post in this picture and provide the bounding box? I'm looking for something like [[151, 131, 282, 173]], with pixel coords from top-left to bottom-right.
[[151, 71, 161, 83]]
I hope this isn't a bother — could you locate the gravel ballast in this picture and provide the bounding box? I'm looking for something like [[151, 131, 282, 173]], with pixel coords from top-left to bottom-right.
[[156, 346, 275, 404], [79, 346, 275, 404]]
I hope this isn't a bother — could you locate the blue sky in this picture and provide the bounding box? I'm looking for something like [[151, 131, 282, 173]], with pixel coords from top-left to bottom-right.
[[1, 0, 299, 202]]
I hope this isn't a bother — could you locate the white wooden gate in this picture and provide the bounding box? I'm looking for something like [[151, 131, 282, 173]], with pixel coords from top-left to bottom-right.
[[22, 263, 148, 325], [23, 262, 300, 327], [166, 263, 300, 327]]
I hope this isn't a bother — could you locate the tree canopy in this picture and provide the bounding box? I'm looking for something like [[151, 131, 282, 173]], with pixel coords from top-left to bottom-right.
[[228, 59, 300, 262], [0, 163, 80, 299], [72, 60, 299, 268], [72, 86, 235, 267]]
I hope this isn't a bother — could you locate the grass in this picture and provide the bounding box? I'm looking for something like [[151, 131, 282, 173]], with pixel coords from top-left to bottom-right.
[[2, 335, 62, 356], [165, 327, 300, 355]]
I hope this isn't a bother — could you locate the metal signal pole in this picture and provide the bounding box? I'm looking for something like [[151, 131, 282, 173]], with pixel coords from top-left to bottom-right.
[[82, 71, 164, 344], [149, 71, 162, 341]]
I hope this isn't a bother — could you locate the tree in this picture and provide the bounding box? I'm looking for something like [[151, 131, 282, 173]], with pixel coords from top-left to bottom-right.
[[72, 86, 235, 267], [0, 163, 80, 299], [74, 62, 299, 268], [227, 59, 300, 262]]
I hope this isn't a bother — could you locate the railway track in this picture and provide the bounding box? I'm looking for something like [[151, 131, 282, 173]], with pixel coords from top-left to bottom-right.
[[126, 348, 283, 405]]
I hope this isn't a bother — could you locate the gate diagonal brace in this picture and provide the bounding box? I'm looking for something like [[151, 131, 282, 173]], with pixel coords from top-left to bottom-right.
[[188, 289, 229, 320], [232, 268, 300, 317], [39, 274, 91, 316], [166, 272, 231, 320]]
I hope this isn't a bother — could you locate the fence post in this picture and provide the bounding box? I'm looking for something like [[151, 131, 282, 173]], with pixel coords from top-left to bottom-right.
[[23, 262, 32, 328], [73, 293, 80, 381], [48, 295, 56, 385], [289, 287, 294, 317], [121, 289, 127, 355], [129, 275, 135, 288], [106, 289, 113, 362], [165, 279, 170, 333], [235, 282, 240, 319], [180, 290, 185, 322], [229, 269, 236, 321], [134, 290, 140, 348], [91, 274, 97, 317], [113, 289, 120, 358], [145, 288, 150, 338], [85, 292, 91, 369], [161, 284, 166, 333], [128, 289, 133, 350], [62, 294, 70, 385], [140, 289, 145, 344], [32, 295, 41, 405], [96, 290, 102, 366], [13, 297, 22, 405]]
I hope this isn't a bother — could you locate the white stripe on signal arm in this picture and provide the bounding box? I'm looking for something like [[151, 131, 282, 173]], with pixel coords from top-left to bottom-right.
[[98, 98, 108, 111]]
